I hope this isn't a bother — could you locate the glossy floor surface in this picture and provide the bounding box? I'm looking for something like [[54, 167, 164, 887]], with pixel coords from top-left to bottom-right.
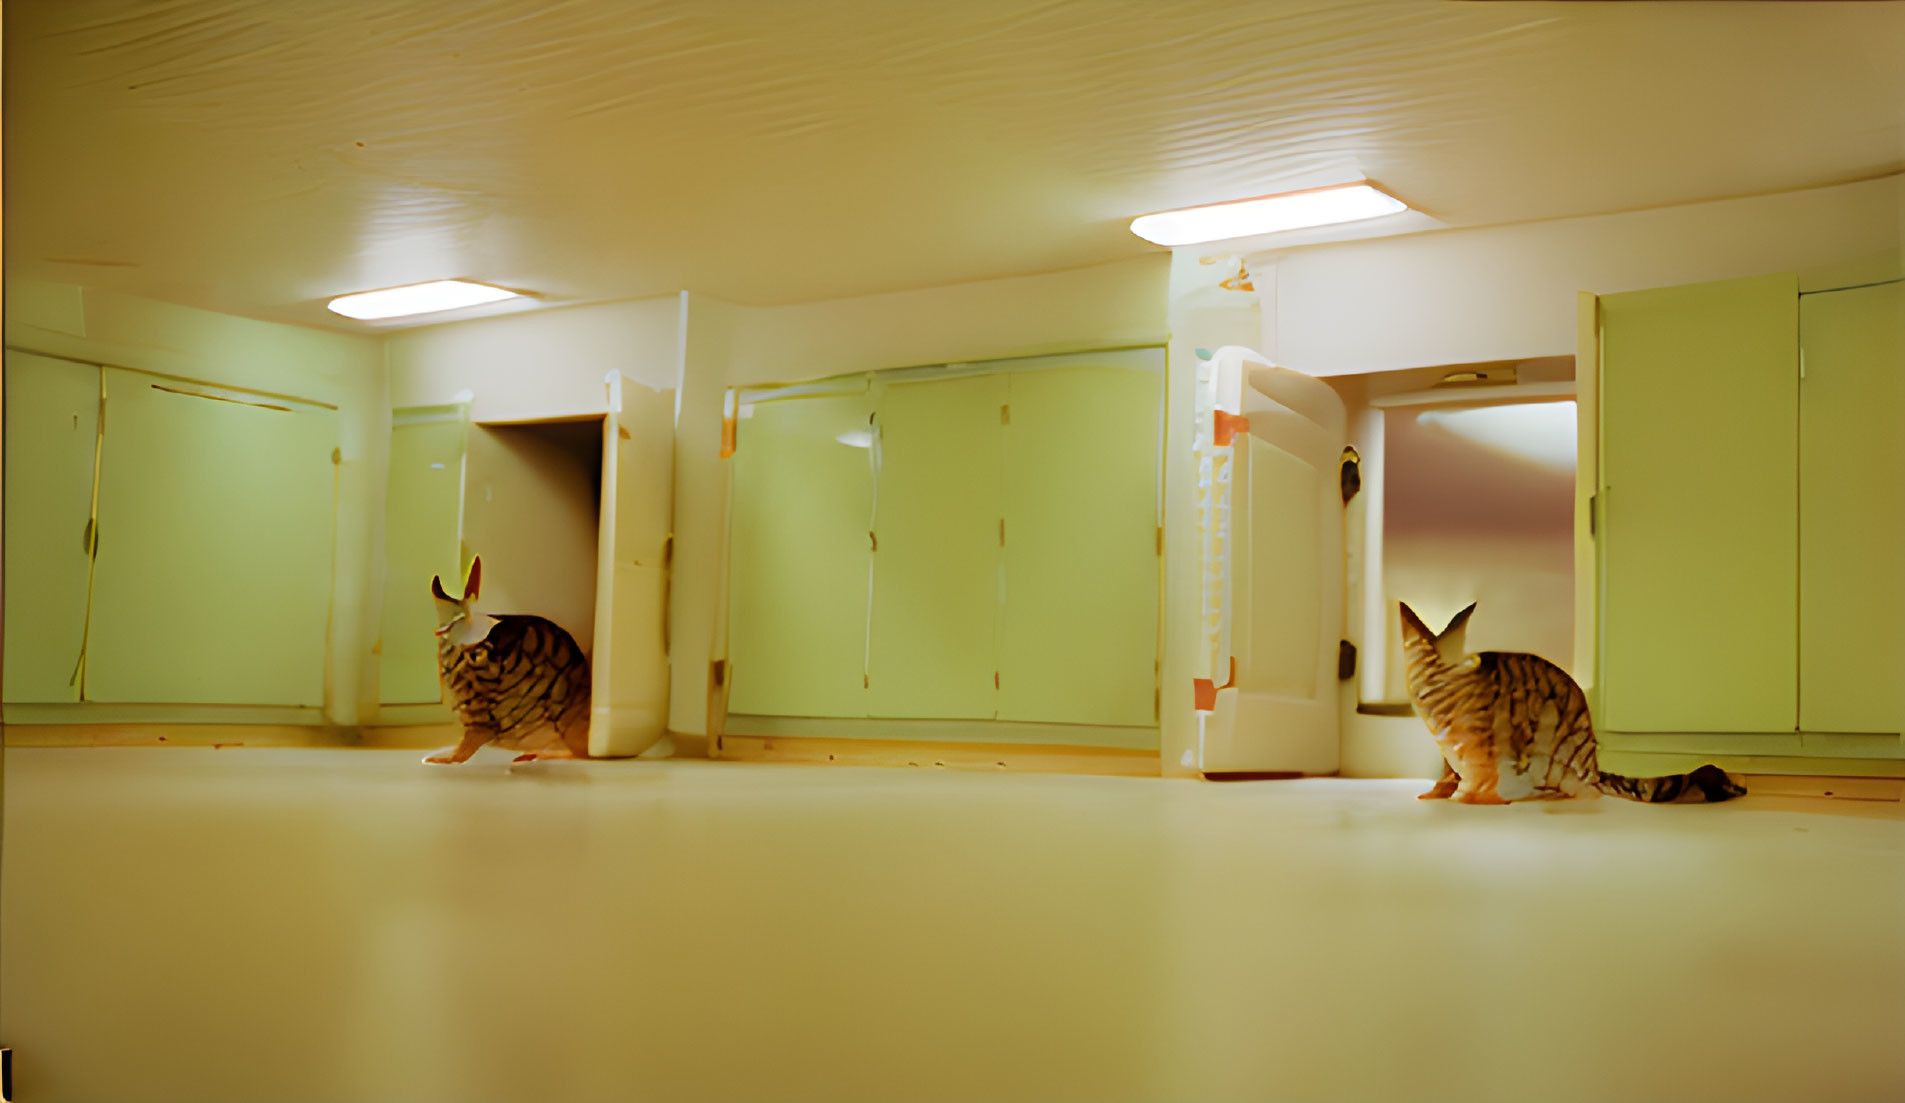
[[4, 748, 1902, 1102]]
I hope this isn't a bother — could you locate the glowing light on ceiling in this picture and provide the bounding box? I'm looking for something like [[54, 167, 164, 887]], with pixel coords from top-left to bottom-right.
[[1129, 183, 1409, 246], [1416, 401, 1576, 471], [326, 280, 519, 321]]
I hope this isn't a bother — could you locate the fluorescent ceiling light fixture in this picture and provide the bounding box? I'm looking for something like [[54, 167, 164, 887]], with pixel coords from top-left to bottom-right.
[[327, 280, 519, 321], [1417, 401, 1576, 472], [1130, 183, 1408, 246]]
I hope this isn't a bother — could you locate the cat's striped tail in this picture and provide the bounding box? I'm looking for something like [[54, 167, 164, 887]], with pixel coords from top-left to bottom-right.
[[1596, 765, 1745, 803]]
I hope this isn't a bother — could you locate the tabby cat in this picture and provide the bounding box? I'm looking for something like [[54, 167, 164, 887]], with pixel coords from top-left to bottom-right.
[[425, 557, 592, 764], [1400, 602, 1743, 804]]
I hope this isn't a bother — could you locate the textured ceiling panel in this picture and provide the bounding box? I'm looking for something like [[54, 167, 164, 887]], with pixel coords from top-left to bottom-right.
[[6, 0, 1903, 331]]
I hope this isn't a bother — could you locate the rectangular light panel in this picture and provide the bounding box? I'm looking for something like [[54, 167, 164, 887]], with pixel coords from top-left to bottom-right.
[[1130, 183, 1409, 246], [327, 280, 519, 321]]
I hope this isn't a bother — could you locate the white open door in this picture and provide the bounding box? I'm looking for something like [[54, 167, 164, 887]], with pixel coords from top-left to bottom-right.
[[1198, 350, 1345, 774], [589, 371, 675, 757]]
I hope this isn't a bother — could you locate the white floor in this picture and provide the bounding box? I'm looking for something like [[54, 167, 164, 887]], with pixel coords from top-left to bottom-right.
[[4, 748, 1901, 1103]]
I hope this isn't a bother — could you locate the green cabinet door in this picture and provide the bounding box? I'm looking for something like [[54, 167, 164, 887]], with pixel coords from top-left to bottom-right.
[[998, 362, 1163, 727], [85, 370, 338, 705], [866, 374, 1006, 719], [2, 353, 101, 703], [380, 406, 468, 705], [1599, 273, 1798, 733], [1798, 281, 1903, 734], [726, 390, 875, 717]]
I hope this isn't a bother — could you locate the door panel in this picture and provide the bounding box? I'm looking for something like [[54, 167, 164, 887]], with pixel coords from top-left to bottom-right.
[[866, 375, 1005, 719], [2, 353, 100, 703], [1235, 435, 1320, 700], [591, 376, 675, 755], [1798, 281, 1903, 734], [726, 390, 875, 717], [86, 369, 337, 705], [2, 354, 101, 704], [1599, 273, 1798, 733], [1199, 356, 1345, 775], [998, 364, 1162, 727], [379, 406, 467, 705]]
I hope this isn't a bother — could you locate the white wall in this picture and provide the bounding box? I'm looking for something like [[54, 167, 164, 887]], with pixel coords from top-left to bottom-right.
[[725, 255, 1170, 387], [386, 296, 681, 420], [1258, 174, 1904, 376], [3, 279, 386, 725]]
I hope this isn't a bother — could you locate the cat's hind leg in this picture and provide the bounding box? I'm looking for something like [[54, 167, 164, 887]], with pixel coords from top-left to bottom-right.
[[1451, 786, 1508, 805], [509, 710, 591, 762], [1450, 762, 1507, 804], [1419, 762, 1460, 800], [551, 701, 592, 759]]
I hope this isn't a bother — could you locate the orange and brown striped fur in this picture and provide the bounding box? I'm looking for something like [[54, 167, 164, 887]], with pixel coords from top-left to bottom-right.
[[1400, 602, 1743, 805], [425, 557, 592, 765]]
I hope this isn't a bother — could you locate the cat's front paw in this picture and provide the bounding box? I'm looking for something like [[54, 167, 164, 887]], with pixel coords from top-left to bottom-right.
[[423, 751, 459, 765]]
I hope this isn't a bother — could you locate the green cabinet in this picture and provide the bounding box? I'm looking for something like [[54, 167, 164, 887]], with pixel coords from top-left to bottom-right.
[[727, 353, 1164, 730], [2, 358, 339, 708], [1598, 273, 1902, 736]]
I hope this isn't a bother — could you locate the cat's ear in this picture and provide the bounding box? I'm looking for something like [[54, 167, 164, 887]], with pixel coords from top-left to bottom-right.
[[1435, 603, 1477, 663], [1398, 602, 1432, 642], [464, 556, 482, 602], [431, 574, 454, 603]]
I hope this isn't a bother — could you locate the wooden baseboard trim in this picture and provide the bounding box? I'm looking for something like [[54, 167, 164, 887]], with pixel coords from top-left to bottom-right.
[[722, 713, 1159, 750], [6, 723, 713, 760], [3, 723, 352, 749], [1741, 774, 1903, 803], [714, 733, 1160, 777]]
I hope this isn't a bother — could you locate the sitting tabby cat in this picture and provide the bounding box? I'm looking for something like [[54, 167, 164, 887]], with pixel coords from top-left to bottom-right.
[[426, 557, 592, 765], [1400, 602, 1743, 804]]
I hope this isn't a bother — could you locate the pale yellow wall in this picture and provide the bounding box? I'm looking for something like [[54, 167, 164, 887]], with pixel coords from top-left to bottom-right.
[[1258, 175, 1904, 375], [463, 423, 602, 654], [2, 279, 385, 725], [1339, 698, 1446, 780], [385, 296, 680, 420], [669, 257, 1171, 737], [1381, 532, 1574, 702], [726, 255, 1169, 387]]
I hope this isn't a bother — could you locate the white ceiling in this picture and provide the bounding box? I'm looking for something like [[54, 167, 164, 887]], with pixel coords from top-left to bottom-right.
[[7, 0, 1903, 332]]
